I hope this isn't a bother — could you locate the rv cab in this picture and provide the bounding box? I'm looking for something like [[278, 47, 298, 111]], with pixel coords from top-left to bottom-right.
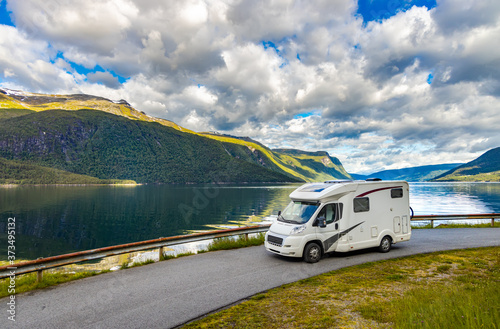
[[265, 180, 411, 263]]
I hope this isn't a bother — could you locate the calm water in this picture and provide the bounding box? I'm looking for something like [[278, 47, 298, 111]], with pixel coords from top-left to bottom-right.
[[1, 182, 499, 260]]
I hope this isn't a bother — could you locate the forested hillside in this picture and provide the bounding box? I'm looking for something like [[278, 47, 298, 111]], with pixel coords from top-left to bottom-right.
[[0, 88, 353, 184], [433, 147, 500, 182], [0, 110, 297, 184]]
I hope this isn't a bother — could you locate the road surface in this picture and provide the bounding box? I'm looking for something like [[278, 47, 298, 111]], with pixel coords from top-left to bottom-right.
[[1, 228, 499, 328]]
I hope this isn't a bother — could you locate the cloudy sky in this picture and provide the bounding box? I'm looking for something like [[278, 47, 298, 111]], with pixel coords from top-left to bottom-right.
[[0, 0, 499, 174]]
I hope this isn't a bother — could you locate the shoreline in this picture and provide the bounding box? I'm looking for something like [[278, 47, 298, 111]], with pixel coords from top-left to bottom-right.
[[0, 181, 300, 187]]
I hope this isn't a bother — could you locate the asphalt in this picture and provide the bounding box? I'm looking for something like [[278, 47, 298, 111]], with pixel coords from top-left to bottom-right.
[[1, 228, 499, 328]]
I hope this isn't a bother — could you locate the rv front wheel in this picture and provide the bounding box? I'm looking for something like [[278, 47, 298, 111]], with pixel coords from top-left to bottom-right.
[[304, 242, 322, 263], [378, 236, 392, 253]]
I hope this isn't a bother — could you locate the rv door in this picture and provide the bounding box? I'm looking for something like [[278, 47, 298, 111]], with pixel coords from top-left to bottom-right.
[[314, 203, 342, 253]]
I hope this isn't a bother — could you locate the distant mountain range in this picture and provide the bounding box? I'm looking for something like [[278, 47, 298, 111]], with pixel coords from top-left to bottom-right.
[[0, 88, 352, 184], [351, 163, 464, 182], [433, 147, 500, 182], [352, 147, 500, 182]]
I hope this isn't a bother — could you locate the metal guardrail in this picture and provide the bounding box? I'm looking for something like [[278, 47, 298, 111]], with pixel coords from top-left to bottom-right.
[[411, 213, 500, 228], [0, 225, 270, 281], [1, 213, 498, 281]]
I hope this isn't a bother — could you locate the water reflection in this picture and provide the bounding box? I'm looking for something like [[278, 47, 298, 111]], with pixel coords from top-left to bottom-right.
[[409, 182, 500, 215], [0, 184, 298, 259]]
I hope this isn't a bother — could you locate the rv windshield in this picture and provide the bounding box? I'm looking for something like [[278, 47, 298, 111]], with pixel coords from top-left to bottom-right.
[[279, 201, 319, 224]]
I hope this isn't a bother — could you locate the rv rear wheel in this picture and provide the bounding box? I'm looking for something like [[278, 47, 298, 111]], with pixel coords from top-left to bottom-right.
[[378, 236, 392, 253], [304, 242, 322, 263]]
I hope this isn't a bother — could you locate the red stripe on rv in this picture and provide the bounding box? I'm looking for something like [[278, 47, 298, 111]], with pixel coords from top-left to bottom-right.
[[355, 186, 402, 198]]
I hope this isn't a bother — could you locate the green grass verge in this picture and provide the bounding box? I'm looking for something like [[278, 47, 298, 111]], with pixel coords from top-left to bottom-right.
[[0, 270, 108, 298], [412, 222, 500, 229], [160, 251, 196, 261], [183, 247, 500, 328], [206, 233, 265, 251]]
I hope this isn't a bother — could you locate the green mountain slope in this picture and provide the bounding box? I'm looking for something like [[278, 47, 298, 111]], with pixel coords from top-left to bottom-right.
[[0, 110, 298, 184], [272, 149, 352, 181], [0, 157, 136, 185], [200, 135, 352, 182], [433, 147, 500, 182], [0, 88, 189, 132], [0, 88, 352, 184], [352, 163, 463, 182]]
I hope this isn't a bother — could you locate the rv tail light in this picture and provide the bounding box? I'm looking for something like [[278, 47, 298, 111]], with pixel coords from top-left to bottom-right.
[[290, 224, 306, 235]]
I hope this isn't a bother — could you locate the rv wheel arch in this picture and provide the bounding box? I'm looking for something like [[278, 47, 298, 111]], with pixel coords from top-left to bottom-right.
[[378, 235, 392, 253], [303, 241, 323, 263]]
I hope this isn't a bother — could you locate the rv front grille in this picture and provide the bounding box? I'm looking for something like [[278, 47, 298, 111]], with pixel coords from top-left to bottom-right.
[[267, 234, 283, 246]]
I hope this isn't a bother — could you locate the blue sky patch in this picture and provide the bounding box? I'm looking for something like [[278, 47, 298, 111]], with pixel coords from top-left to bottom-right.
[[0, 0, 14, 26], [293, 111, 320, 119], [262, 41, 279, 52], [427, 73, 434, 84], [68, 62, 127, 84], [356, 0, 436, 24]]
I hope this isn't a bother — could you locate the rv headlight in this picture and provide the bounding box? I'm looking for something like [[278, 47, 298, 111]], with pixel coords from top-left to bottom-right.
[[290, 224, 306, 235]]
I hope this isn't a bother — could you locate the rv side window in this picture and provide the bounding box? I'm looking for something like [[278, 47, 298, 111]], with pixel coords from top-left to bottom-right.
[[317, 204, 337, 224], [353, 197, 370, 213], [391, 188, 403, 198]]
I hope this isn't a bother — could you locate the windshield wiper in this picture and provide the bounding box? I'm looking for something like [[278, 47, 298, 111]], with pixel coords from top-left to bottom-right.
[[278, 215, 301, 224], [278, 215, 294, 224]]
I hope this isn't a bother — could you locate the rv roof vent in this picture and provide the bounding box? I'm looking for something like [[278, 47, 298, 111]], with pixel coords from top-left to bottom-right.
[[366, 178, 382, 181]]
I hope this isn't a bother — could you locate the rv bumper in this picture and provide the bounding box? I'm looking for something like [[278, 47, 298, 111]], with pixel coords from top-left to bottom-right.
[[265, 232, 306, 258]]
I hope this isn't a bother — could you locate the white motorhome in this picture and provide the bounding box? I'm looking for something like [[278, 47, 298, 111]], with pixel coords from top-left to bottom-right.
[[265, 179, 411, 263]]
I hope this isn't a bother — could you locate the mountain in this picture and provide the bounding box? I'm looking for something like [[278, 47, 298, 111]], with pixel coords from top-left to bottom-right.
[[0, 87, 189, 131], [352, 163, 463, 182], [433, 147, 500, 182], [0, 157, 136, 185], [0, 88, 351, 184], [0, 109, 298, 184], [272, 149, 352, 182]]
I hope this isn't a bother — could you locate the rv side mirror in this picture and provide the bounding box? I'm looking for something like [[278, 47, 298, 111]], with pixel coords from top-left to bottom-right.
[[277, 211, 281, 216], [317, 216, 327, 228]]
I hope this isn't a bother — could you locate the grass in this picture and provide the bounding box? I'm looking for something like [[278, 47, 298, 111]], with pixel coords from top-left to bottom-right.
[[412, 221, 500, 229], [0, 270, 108, 298], [160, 251, 195, 261], [120, 259, 155, 269], [206, 233, 266, 251], [183, 247, 500, 329]]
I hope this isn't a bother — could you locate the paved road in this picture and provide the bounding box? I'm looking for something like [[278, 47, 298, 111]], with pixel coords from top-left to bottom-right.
[[1, 228, 499, 328]]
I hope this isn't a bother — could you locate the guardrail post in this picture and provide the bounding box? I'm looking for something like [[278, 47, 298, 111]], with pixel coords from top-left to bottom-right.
[[244, 233, 249, 240], [430, 220, 434, 228], [159, 246, 164, 261], [493, 218, 495, 227], [36, 269, 43, 283]]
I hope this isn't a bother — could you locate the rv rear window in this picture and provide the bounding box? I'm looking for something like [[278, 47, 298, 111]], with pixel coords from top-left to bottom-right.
[[391, 188, 403, 198], [353, 197, 370, 213]]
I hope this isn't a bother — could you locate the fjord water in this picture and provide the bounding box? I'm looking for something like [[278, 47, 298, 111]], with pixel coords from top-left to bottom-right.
[[1, 182, 499, 260]]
